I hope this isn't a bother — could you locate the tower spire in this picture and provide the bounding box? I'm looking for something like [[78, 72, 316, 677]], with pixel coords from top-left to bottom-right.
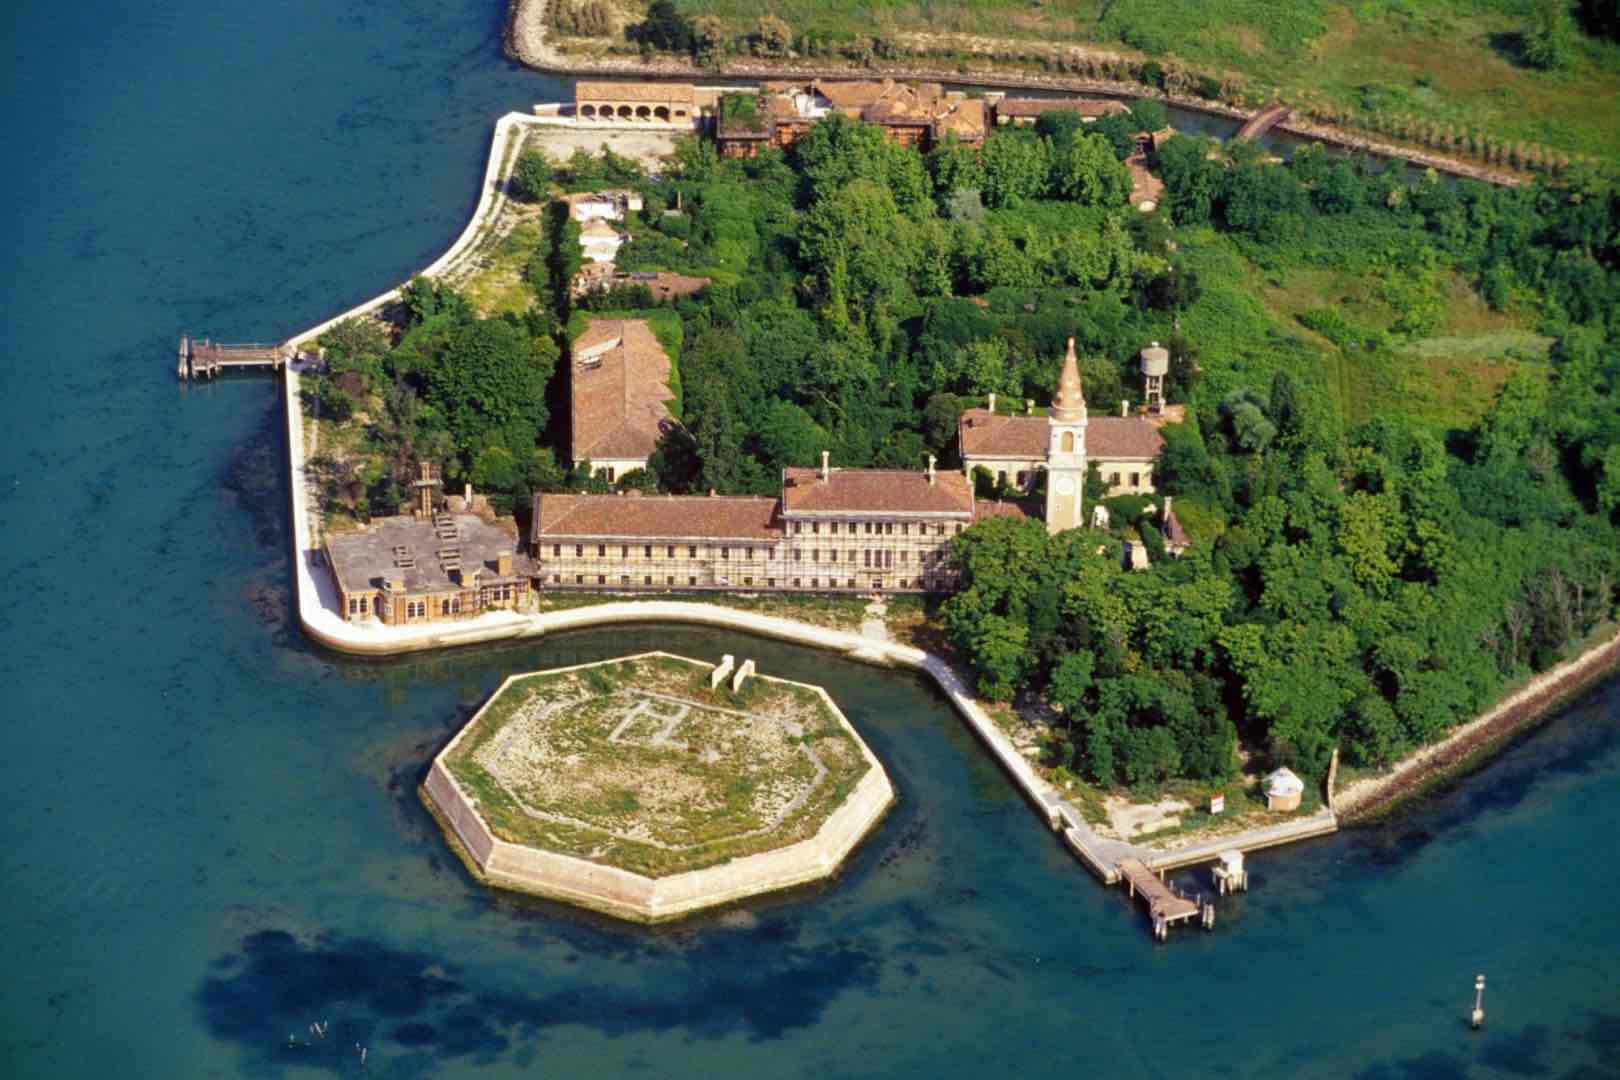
[[1051, 337, 1087, 422]]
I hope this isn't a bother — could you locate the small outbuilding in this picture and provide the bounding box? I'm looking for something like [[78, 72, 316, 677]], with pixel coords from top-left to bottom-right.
[[1263, 767, 1305, 812]]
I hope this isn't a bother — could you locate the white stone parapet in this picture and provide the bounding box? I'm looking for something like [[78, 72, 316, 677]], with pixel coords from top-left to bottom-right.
[[710, 654, 735, 689]]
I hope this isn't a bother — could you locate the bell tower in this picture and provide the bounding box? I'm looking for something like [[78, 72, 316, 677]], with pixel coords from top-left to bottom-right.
[[1044, 338, 1088, 535]]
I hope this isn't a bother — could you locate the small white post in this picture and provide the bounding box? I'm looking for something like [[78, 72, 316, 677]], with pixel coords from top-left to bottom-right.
[[1471, 974, 1486, 1029], [731, 658, 755, 694]]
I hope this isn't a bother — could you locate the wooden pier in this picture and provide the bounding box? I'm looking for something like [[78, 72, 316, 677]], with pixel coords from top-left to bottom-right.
[[1118, 856, 1214, 941], [177, 335, 290, 379]]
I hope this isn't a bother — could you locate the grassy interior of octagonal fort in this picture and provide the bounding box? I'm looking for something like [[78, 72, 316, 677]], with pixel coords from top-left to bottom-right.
[[444, 654, 872, 877]]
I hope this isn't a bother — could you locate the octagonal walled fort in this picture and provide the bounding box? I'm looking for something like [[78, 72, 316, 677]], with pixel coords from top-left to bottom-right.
[[423, 652, 894, 922]]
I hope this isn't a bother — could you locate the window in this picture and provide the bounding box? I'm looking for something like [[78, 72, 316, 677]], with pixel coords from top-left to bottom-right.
[[812, 549, 820, 562], [767, 579, 775, 587], [885, 522, 894, 535], [441, 599, 451, 615], [901, 523, 909, 535], [847, 550, 855, 562], [347, 597, 361, 615], [620, 575, 630, 585], [935, 524, 945, 536], [689, 545, 697, 558], [621, 545, 629, 558], [793, 578, 802, 588], [644, 545, 653, 558], [1109, 472, 1120, 486], [551, 574, 560, 583], [552, 544, 561, 557], [721, 547, 729, 559], [747, 547, 755, 560], [575, 544, 583, 557], [813, 578, 821, 588], [846, 578, 855, 588], [688, 576, 697, 586], [864, 522, 873, 535], [667, 545, 675, 558], [597, 544, 606, 557], [743, 577, 753, 586], [598, 574, 606, 584], [793, 522, 802, 535], [575, 574, 584, 584], [863, 550, 871, 568], [644, 575, 652, 585], [901, 551, 910, 563], [1061, 431, 1075, 452], [830, 522, 839, 535], [1130, 472, 1141, 487], [954, 524, 963, 534], [812, 523, 820, 535], [666, 576, 674, 585]]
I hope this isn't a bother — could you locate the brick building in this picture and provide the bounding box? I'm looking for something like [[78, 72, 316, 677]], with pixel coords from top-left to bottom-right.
[[532, 454, 973, 595], [717, 79, 986, 158], [574, 81, 697, 124], [324, 476, 530, 626], [959, 339, 1172, 512]]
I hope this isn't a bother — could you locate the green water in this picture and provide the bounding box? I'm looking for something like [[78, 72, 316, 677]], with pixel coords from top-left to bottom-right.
[[1, 2, 1617, 1077]]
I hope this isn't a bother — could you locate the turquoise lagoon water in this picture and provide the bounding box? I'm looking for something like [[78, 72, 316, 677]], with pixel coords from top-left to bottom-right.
[[1, 2, 1618, 1076]]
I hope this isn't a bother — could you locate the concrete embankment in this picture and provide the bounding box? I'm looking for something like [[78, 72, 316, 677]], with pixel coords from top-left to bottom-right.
[[421, 667, 896, 922]]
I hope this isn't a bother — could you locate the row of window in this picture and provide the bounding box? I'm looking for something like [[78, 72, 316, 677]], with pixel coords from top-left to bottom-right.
[[547, 574, 943, 590], [547, 540, 951, 562], [354, 585, 519, 622], [790, 520, 960, 537]]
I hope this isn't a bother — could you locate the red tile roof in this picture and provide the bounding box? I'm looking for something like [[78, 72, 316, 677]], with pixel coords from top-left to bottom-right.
[[534, 493, 784, 540], [958, 409, 1165, 461], [570, 319, 678, 463], [781, 467, 973, 516]]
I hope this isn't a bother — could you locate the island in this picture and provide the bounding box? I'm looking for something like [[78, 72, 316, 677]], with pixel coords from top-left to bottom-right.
[[193, 12, 1620, 934], [422, 652, 894, 921]]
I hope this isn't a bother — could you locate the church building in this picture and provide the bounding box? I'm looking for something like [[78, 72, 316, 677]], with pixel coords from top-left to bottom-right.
[[958, 339, 1174, 534]]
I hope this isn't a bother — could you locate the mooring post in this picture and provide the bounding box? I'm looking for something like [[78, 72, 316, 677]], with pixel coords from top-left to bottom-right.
[[1471, 974, 1486, 1029]]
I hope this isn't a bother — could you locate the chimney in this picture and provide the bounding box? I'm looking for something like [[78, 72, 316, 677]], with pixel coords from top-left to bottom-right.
[[987, 392, 997, 414], [927, 454, 937, 485], [819, 450, 830, 483], [1120, 400, 1129, 418], [497, 551, 514, 576]]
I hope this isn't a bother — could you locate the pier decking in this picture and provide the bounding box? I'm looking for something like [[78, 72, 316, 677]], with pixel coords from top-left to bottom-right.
[[177, 335, 290, 379], [1118, 856, 1212, 940]]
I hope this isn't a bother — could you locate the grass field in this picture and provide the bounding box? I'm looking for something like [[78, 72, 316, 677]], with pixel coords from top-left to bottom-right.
[[641, 0, 1620, 160]]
